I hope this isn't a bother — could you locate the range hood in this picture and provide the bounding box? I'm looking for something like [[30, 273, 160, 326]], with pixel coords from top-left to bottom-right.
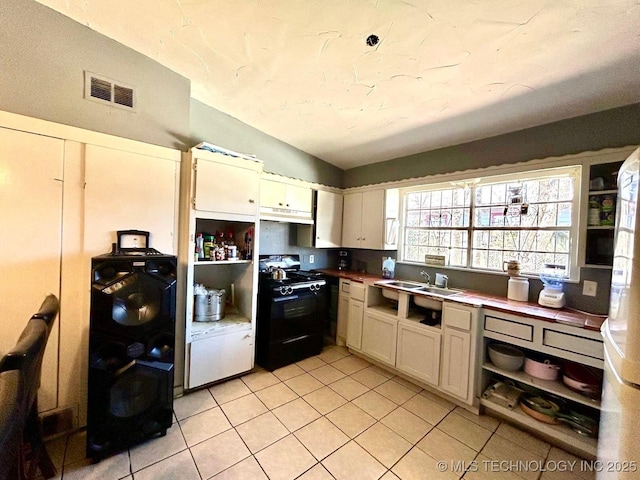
[[260, 175, 314, 224], [260, 206, 314, 224]]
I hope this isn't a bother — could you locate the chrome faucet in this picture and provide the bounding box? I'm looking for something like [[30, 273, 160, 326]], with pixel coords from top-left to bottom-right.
[[420, 271, 431, 285]]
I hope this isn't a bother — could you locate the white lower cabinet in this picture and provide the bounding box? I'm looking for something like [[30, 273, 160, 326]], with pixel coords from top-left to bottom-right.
[[440, 328, 471, 400], [346, 282, 366, 351], [361, 311, 398, 366], [440, 302, 478, 403], [396, 321, 441, 386], [337, 289, 350, 346], [188, 330, 254, 389], [346, 298, 364, 351]]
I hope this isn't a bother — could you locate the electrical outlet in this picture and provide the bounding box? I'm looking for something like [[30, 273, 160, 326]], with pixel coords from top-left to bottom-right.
[[583, 280, 598, 297], [309, 255, 314, 264]]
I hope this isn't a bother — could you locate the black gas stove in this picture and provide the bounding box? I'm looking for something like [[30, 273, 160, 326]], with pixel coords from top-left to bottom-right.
[[256, 255, 327, 370]]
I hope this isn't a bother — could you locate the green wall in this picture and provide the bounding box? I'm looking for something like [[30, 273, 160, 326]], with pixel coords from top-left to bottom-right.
[[0, 0, 340, 187], [0, 0, 191, 150], [190, 99, 342, 187], [344, 103, 640, 187]]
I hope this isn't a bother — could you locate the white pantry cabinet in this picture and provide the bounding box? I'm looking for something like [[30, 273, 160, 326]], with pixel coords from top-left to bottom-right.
[[0, 127, 63, 413], [0, 113, 182, 430], [396, 320, 441, 386], [180, 147, 262, 390]]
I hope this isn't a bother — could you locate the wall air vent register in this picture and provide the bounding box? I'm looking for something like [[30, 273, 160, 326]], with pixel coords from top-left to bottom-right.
[[84, 71, 136, 110]]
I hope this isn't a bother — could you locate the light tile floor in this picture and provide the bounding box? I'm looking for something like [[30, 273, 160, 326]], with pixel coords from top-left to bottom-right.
[[45, 345, 597, 480]]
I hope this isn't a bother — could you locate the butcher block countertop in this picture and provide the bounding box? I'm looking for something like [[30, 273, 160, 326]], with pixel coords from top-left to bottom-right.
[[315, 268, 606, 332]]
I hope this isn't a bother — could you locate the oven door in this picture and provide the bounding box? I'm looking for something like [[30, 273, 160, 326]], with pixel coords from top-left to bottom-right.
[[256, 287, 326, 370], [268, 290, 324, 344]]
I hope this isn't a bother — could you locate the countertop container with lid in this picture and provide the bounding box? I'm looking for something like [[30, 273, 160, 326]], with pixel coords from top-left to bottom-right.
[[507, 276, 529, 302]]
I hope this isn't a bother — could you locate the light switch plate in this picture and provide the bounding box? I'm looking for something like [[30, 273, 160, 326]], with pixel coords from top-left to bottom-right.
[[583, 280, 597, 297]]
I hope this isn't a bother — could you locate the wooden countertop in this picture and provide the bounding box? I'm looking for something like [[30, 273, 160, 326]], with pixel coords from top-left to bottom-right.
[[315, 268, 606, 332]]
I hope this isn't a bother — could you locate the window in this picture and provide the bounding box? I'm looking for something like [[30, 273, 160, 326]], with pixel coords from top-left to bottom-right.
[[400, 166, 581, 278]]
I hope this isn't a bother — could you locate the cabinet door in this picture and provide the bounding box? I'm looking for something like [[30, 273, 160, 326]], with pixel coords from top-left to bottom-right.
[[337, 294, 350, 346], [316, 190, 343, 248], [194, 157, 259, 216], [361, 190, 385, 249], [260, 178, 286, 209], [346, 299, 364, 351], [84, 144, 178, 255], [285, 183, 312, 213], [361, 311, 398, 366], [440, 328, 471, 401], [396, 322, 441, 386], [188, 330, 254, 388], [342, 192, 362, 248], [0, 127, 63, 413]]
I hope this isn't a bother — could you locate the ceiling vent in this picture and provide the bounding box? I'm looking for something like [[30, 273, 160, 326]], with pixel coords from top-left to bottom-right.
[[84, 72, 136, 111]]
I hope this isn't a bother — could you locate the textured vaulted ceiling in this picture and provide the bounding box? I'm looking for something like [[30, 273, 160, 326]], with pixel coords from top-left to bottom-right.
[[36, 1, 640, 169]]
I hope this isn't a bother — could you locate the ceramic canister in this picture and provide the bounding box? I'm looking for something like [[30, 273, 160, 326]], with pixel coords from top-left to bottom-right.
[[507, 276, 529, 302]]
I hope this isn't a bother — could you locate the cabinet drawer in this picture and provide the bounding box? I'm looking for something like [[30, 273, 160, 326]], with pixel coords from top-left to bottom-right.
[[485, 315, 533, 342], [543, 329, 604, 360], [350, 283, 366, 302], [444, 305, 471, 331], [340, 280, 350, 295]]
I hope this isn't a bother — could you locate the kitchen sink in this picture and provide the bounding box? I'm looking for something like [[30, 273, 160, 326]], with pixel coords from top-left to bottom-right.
[[383, 280, 425, 289], [413, 286, 464, 297]]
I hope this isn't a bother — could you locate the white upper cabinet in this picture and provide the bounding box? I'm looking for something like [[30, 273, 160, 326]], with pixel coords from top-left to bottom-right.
[[84, 144, 179, 255], [260, 176, 313, 223], [315, 190, 343, 247], [193, 151, 261, 219], [298, 189, 343, 248], [343, 189, 397, 250]]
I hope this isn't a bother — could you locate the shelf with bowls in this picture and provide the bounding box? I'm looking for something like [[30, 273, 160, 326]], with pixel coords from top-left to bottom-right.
[[482, 362, 600, 409]]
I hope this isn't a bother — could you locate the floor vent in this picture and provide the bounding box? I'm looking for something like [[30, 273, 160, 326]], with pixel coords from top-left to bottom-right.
[[41, 407, 75, 438], [85, 71, 136, 111]]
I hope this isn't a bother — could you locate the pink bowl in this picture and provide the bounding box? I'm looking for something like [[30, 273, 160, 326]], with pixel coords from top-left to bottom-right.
[[524, 357, 561, 380]]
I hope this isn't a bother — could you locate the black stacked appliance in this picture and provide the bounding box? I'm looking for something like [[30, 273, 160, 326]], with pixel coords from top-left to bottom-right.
[[86, 231, 176, 459]]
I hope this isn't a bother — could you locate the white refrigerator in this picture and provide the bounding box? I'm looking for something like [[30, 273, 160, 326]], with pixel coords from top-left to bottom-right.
[[598, 147, 640, 479]]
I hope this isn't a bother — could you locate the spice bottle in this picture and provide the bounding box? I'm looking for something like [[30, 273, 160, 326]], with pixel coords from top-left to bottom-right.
[[195, 233, 204, 260], [203, 234, 214, 260], [588, 197, 601, 226]]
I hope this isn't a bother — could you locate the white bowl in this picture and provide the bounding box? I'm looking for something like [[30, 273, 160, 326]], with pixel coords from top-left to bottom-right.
[[488, 343, 525, 371]]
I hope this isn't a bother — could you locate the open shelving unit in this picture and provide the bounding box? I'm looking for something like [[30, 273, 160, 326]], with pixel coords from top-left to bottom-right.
[[479, 309, 603, 459], [584, 159, 624, 268], [479, 397, 598, 458], [482, 362, 600, 409]]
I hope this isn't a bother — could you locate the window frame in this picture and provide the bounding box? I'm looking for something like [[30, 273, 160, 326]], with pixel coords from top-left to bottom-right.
[[398, 165, 582, 280]]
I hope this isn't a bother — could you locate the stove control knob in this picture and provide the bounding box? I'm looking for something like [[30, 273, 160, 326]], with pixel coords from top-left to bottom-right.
[[279, 286, 288, 296]]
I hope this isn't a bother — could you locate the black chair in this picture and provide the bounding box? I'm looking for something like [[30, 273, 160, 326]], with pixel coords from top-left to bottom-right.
[[0, 369, 23, 480], [0, 294, 59, 480]]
